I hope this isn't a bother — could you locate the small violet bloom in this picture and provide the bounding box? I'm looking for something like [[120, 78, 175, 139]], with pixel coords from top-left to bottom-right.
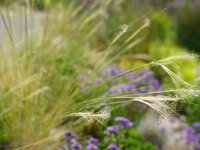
[[77, 75, 86, 81], [64, 132, 76, 143], [194, 142, 200, 149], [193, 122, 200, 128], [107, 144, 119, 150], [159, 125, 167, 131], [88, 137, 99, 144], [184, 138, 195, 145], [174, 135, 180, 141], [95, 78, 102, 83], [182, 127, 195, 135], [71, 143, 83, 150], [137, 103, 147, 110], [103, 125, 119, 134], [114, 117, 133, 128], [86, 143, 98, 150], [170, 117, 178, 123], [195, 134, 200, 140], [81, 86, 89, 91]]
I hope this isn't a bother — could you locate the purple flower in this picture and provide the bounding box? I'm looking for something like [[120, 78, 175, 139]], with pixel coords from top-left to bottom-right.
[[193, 122, 200, 128], [114, 117, 128, 122], [170, 117, 178, 123], [89, 81, 95, 85], [64, 146, 69, 150], [137, 103, 147, 110], [106, 67, 125, 75], [77, 75, 86, 81], [159, 125, 167, 131], [86, 143, 98, 150], [174, 135, 180, 141], [195, 134, 200, 140], [95, 78, 102, 83], [103, 125, 119, 134], [81, 86, 89, 91], [182, 127, 195, 135], [184, 138, 195, 145], [194, 142, 200, 149], [103, 130, 108, 134], [123, 103, 129, 108], [64, 132, 76, 143], [107, 145, 119, 150], [113, 83, 135, 93], [57, 146, 69, 150], [71, 143, 83, 150], [107, 125, 119, 132], [139, 87, 149, 93], [123, 121, 133, 128], [88, 137, 99, 144], [138, 69, 152, 75], [114, 117, 133, 128], [125, 72, 136, 80], [147, 76, 162, 91], [107, 88, 115, 94]]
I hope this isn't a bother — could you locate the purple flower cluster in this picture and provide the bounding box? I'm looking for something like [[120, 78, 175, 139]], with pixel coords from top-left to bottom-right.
[[103, 117, 133, 134], [57, 134, 99, 150], [105, 67, 162, 95], [193, 122, 200, 128], [158, 117, 200, 149], [170, 116, 178, 123], [57, 132, 83, 150], [79, 67, 162, 110], [56, 117, 134, 150], [88, 137, 99, 144], [86, 137, 99, 150], [79, 67, 162, 94], [70, 143, 83, 150], [103, 125, 121, 134], [65, 132, 76, 143], [86, 144, 98, 150], [181, 123, 200, 149], [107, 144, 119, 150], [115, 117, 133, 128]]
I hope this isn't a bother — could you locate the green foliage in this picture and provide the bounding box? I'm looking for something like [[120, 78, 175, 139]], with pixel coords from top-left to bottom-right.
[[185, 95, 200, 123], [0, 122, 8, 150], [176, 3, 200, 54], [125, 128, 156, 150], [0, 133, 8, 150]]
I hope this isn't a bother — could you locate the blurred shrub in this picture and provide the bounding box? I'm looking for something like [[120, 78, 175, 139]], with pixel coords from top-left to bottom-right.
[[185, 95, 200, 124], [176, 1, 200, 54], [145, 10, 199, 84], [0, 134, 8, 150], [136, 10, 173, 54], [0, 123, 8, 150], [148, 11, 173, 41], [150, 40, 198, 83], [123, 128, 156, 150]]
